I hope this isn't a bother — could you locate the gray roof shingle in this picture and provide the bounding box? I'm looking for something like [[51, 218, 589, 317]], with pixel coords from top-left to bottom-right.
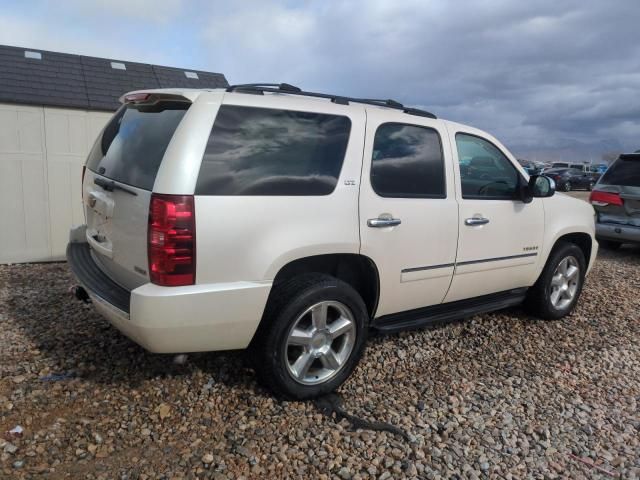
[[0, 44, 228, 111]]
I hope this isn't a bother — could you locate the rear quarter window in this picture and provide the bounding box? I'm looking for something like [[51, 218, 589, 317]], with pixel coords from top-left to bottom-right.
[[87, 102, 189, 190], [195, 105, 351, 196]]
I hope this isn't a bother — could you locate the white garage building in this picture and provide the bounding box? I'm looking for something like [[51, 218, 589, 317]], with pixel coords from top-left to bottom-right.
[[0, 45, 228, 263]]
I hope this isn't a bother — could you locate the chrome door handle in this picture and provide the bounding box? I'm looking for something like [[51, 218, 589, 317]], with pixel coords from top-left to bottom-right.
[[367, 217, 402, 228], [465, 217, 490, 226]]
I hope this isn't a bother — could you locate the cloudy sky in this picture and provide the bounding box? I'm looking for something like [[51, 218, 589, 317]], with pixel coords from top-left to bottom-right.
[[2, 0, 639, 162]]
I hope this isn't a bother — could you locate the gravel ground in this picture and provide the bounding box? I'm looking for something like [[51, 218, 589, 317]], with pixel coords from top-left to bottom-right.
[[1, 247, 639, 479]]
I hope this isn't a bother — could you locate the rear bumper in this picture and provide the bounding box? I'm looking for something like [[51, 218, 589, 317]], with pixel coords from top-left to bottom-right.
[[67, 240, 271, 353], [596, 222, 640, 244], [67, 241, 131, 313]]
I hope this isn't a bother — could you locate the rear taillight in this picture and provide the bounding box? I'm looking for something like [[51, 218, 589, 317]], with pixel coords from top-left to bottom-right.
[[148, 194, 196, 286], [589, 190, 623, 207]]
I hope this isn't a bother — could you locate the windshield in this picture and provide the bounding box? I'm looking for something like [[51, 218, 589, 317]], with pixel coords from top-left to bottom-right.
[[86, 102, 189, 190]]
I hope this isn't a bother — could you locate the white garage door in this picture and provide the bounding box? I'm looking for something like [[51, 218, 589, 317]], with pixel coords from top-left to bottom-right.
[[0, 103, 111, 263]]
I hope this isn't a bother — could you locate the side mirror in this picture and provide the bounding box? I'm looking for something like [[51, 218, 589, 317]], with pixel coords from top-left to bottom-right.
[[529, 175, 556, 198], [519, 175, 555, 203]]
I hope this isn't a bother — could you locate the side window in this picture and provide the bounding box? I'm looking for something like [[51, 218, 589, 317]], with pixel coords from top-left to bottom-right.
[[371, 123, 445, 198], [195, 105, 351, 195], [455, 133, 520, 199]]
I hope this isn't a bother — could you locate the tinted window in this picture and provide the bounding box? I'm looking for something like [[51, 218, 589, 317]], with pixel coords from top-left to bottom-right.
[[370, 123, 445, 198], [86, 102, 189, 190], [600, 158, 640, 187], [456, 133, 520, 199], [195, 105, 351, 195]]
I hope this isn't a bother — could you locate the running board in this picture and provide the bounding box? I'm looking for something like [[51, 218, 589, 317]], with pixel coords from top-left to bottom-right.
[[372, 288, 528, 333]]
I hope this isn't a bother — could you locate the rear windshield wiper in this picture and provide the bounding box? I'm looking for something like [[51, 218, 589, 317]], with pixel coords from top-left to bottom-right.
[[94, 177, 138, 196]]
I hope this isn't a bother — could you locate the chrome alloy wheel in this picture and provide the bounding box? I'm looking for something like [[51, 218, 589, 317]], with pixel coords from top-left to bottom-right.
[[550, 256, 580, 310], [284, 301, 356, 385]]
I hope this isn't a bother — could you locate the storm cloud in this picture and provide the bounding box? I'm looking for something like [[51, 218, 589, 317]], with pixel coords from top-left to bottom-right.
[[2, 0, 638, 162]]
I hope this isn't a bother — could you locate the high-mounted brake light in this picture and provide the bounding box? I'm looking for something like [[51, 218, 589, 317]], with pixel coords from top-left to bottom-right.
[[589, 190, 623, 207], [124, 93, 151, 104], [148, 194, 196, 286]]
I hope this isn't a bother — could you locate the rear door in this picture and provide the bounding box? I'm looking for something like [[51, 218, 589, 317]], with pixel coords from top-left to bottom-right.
[[359, 109, 458, 318], [83, 98, 191, 289], [594, 155, 640, 227]]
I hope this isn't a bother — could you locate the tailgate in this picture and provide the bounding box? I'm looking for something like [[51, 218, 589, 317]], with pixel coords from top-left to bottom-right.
[[83, 169, 151, 290], [594, 187, 640, 227], [594, 154, 640, 227]]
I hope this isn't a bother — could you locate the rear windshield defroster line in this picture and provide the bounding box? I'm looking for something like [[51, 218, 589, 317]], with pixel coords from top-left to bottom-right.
[[86, 102, 190, 191]]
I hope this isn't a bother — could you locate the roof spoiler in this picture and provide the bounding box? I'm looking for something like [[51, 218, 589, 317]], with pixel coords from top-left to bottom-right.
[[119, 92, 192, 105], [620, 153, 640, 161]]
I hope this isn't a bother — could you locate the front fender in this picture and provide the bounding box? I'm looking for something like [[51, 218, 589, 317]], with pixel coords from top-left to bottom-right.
[[537, 193, 597, 277]]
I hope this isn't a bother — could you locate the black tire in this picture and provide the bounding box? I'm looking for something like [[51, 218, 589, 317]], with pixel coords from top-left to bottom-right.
[[525, 242, 586, 320], [563, 182, 572, 192], [597, 238, 622, 250], [249, 273, 368, 399]]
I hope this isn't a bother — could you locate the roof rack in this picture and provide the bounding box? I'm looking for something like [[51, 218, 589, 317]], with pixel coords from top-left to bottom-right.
[[225, 83, 437, 119]]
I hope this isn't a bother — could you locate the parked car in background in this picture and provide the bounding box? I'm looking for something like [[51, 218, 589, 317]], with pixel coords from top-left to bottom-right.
[[593, 164, 608, 174], [570, 163, 603, 174], [590, 153, 640, 249], [550, 162, 601, 175], [517, 159, 543, 175], [66, 83, 597, 399], [544, 168, 599, 192]]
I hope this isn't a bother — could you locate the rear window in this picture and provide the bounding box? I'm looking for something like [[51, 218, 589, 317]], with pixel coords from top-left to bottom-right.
[[600, 157, 640, 187], [86, 102, 189, 190], [370, 123, 445, 198], [195, 105, 351, 195]]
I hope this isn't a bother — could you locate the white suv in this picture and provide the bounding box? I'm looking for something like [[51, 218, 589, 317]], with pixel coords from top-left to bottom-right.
[[68, 83, 598, 399]]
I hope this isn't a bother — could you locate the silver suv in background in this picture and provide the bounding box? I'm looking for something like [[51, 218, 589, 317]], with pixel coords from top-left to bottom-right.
[[590, 153, 640, 249]]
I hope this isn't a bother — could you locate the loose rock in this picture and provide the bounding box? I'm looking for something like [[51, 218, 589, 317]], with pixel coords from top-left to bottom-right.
[[0, 244, 638, 478]]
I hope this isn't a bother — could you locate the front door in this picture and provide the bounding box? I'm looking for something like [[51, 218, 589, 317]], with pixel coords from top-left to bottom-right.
[[359, 109, 459, 318], [444, 127, 544, 302]]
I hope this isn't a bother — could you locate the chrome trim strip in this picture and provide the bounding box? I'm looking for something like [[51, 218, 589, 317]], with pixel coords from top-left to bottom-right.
[[402, 263, 455, 273], [457, 253, 538, 266], [402, 253, 538, 273]]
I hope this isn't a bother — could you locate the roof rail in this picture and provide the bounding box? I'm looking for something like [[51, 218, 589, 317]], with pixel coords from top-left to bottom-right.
[[225, 83, 437, 119]]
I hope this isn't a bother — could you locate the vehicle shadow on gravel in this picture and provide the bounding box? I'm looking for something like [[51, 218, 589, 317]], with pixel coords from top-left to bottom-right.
[[3, 263, 261, 393], [5, 245, 639, 395]]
